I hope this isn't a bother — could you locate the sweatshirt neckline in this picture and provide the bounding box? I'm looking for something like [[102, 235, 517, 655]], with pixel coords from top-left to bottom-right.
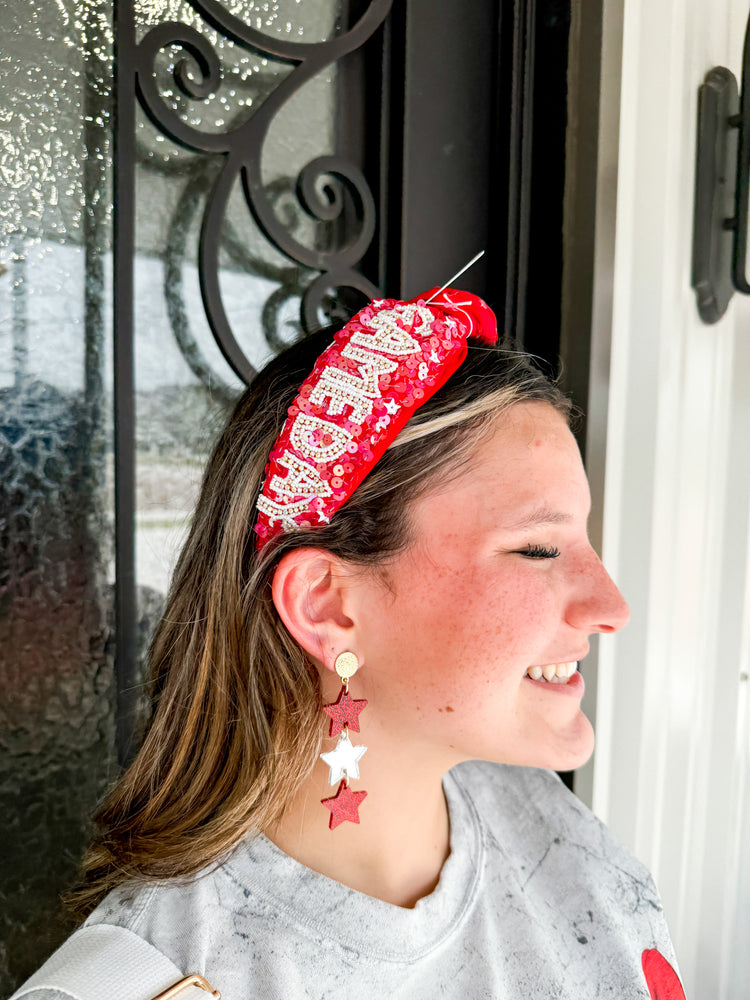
[[222, 768, 483, 963]]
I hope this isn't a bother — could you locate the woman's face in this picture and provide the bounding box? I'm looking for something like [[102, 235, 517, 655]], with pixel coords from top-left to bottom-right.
[[350, 401, 630, 772]]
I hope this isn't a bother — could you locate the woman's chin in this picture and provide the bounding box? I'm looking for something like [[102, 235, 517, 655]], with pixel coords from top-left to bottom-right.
[[551, 714, 595, 772], [523, 714, 595, 773]]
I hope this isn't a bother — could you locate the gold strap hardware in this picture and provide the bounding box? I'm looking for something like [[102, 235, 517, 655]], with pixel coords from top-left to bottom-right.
[[150, 973, 221, 1000]]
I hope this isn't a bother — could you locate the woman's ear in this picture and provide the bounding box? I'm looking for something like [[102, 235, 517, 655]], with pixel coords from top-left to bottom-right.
[[271, 548, 356, 670]]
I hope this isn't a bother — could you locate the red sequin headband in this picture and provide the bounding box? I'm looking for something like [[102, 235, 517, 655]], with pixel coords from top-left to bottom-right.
[[254, 287, 498, 549]]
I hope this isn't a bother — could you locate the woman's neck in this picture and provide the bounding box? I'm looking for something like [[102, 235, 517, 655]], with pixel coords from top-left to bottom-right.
[[266, 724, 453, 908]]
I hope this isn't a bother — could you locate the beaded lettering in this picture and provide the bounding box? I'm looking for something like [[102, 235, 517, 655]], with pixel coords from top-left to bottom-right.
[[289, 414, 353, 465], [309, 348, 398, 423]]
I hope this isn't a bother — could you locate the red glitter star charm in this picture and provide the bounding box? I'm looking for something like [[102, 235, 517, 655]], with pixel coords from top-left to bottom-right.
[[322, 687, 368, 737], [321, 780, 367, 829]]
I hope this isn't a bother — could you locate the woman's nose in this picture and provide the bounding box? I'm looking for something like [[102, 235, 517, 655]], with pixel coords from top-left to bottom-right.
[[566, 553, 630, 634]]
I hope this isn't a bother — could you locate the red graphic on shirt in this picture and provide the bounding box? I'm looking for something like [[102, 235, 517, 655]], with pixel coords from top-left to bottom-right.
[[641, 949, 686, 1000]]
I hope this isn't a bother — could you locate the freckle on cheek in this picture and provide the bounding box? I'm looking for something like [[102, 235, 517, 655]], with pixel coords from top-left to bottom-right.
[[445, 706, 454, 713]]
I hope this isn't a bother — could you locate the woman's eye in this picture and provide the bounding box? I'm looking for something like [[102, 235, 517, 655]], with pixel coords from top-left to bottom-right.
[[517, 543, 561, 559]]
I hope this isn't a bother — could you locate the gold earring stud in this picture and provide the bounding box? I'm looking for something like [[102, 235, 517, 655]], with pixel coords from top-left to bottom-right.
[[334, 650, 359, 682]]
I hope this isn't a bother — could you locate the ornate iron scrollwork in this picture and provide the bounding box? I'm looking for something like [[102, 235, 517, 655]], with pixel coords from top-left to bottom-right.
[[134, 0, 392, 384], [159, 156, 311, 404]]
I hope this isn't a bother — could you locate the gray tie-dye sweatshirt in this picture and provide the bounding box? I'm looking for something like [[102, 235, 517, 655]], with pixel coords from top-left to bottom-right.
[[17, 761, 683, 999]]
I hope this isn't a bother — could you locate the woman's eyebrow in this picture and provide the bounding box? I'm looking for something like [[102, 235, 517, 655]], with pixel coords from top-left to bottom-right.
[[507, 505, 575, 528]]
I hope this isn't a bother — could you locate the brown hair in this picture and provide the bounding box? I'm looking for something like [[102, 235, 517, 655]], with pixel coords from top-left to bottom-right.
[[68, 327, 571, 917]]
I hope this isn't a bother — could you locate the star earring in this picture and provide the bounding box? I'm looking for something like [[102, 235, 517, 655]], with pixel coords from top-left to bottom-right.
[[320, 651, 368, 829]]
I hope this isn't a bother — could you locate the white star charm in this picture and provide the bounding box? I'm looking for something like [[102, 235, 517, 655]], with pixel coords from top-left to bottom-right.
[[384, 399, 399, 415], [320, 730, 367, 785]]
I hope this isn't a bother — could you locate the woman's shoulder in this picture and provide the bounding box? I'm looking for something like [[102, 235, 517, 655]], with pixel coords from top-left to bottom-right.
[[448, 758, 579, 821], [450, 758, 603, 829], [447, 760, 655, 885]]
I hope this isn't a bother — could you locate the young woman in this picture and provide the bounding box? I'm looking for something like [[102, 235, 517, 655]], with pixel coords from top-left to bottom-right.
[[13, 289, 685, 999]]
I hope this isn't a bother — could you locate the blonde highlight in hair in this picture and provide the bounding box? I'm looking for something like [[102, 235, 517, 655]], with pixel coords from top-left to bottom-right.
[[67, 329, 571, 918], [393, 382, 527, 446]]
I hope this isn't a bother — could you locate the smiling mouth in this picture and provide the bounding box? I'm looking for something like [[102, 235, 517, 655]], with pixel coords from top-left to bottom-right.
[[525, 662, 578, 684]]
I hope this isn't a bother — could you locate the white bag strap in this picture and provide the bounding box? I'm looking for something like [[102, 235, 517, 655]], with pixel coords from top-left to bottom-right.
[[9, 923, 220, 1000]]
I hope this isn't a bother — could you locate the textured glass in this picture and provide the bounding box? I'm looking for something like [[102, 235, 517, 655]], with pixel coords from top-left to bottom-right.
[[0, 0, 115, 991]]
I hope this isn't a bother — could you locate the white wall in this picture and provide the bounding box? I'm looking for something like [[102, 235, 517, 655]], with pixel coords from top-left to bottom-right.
[[586, 0, 750, 996]]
